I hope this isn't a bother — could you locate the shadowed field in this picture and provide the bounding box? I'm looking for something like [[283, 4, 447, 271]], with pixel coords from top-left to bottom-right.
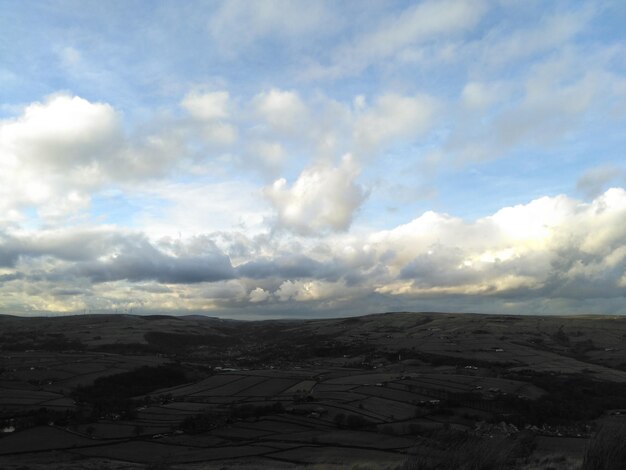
[[1, 312, 626, 469]]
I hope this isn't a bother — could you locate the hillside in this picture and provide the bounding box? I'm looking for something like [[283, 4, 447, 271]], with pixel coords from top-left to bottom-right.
[[1, 312, 626, 469]]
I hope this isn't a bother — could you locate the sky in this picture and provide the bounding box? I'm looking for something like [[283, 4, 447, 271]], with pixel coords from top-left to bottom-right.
[[1, 0, 626, 318]]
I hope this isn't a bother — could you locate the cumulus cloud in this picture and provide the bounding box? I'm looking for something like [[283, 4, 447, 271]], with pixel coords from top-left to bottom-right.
[[4, 2, 626, 318], [0, 94, 121, 219], [2, 188, 626, 314], [0, 93, 200, 224], [275, 279, 342, 302], [2, 89, 625, 316], [374, 189, 626, 301], [241, 189, 625, 312], [252, 89, 310, 136], [249, 287, 270, 303], [264, 154, 367, 235], [242, 90, 355, 177], [180, 90, 238, 147], [0, 94, 120, 170]]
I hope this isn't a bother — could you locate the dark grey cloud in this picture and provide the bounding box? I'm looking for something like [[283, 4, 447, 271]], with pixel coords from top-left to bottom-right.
[[0, 272, 23, 282], [2, 188, 626, 316], [0, 229, 235, 285], [51, 288, 86, 297], [576, 165, 626, 199], [237, 254, 343, 281], [537, 246, 626, 301], [0, 228, 131, 267], [73, 237, 235, 284], [0, 248, 20, 268]]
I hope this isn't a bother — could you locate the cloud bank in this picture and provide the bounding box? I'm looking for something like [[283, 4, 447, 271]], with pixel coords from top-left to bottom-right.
[[1, 188, 626, 315], [1, 1, 625, 317]]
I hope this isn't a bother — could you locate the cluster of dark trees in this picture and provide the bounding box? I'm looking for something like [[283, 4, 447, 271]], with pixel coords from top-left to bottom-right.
[[72, 364, 187, 419], [498, 371, 626, 425], [181, 401, 285, 434], [0, 333, 85, 351], [333, 412, 371, 429], [144, 331, 239, 354]]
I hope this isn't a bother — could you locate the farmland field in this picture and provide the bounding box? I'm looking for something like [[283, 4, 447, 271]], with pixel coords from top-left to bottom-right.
[[1, 312, 626, 468]]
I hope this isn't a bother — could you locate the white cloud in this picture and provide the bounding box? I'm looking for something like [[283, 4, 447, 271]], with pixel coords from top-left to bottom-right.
[[487, 195, 575, 245], [181, 90, 230, 120], [305, 0, 487, 79], [249, 287, 270, 303], [0, 94, 120, 169], [199, 122, 237, 146], [249, 140, 287, 174], [134, 179, 270, 240], [4, 3, 626, 317], [36, 191, 91, 224], [0, 92, 242, 226], [276, 279, 343, 302], [208, 0, 336, 56], [2, 188, 626, 314], [477, 7, 593, 68], [252, 89, 310, 136], [449, 47, 623, 162], [461, 81, 509, 110], [58, 46, 82, 67], [264, 154, 367, 235], [368, 188, 626, 300], [0, 94, 122, 222], [353, 93, 438, 156], [181, 90, 238, 146]]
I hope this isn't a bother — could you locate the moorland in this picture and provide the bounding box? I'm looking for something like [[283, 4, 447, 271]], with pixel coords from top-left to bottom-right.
[[1, 311, 626, 469]]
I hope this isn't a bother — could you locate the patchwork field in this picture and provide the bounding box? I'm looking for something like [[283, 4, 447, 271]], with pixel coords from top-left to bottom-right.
[[1, 312, 626, 468]]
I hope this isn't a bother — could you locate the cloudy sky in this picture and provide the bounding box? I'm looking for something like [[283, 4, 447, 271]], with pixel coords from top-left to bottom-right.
[[1, 0, 626, 317]]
